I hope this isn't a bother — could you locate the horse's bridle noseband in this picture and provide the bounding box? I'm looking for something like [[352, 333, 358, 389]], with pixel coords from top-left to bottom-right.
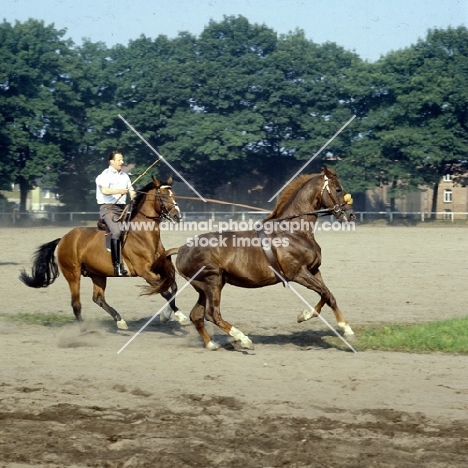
[[156, 185, 180, 222], [320, 175, 345, 218]]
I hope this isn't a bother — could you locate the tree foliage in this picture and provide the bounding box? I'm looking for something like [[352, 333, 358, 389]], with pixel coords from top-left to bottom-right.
[[0, 17, 467, 211], [0, 19, 79, 210], [337, 26, 468, 209]]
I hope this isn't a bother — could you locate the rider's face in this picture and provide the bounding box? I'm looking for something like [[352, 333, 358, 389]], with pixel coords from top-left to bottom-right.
[[110, 153, 124, 171]]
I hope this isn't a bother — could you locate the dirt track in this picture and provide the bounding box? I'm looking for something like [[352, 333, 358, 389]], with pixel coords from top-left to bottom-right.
[[1, 225, 467, 467]]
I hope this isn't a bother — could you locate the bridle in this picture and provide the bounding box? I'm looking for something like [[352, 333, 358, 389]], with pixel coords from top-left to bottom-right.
[[134, 185, 180, 222], [320, 174, 346, 219], [156, 185, 180, 222]]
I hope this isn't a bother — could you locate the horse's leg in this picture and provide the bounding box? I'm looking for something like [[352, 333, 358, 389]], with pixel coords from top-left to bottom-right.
[[294, 269, 356, 341], [203, 277, 254, 350], [60, 267, 84, 326], [159, 289, 175, 323], [188, 290, 220, 350], [90, 275, 128, 330], [159, 283, 190, 325]]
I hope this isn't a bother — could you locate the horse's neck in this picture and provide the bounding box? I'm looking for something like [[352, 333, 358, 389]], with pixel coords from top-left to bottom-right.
[[135, 192, 161, 220], [275, 184, 322, 220], [128, 197, 162, 246]]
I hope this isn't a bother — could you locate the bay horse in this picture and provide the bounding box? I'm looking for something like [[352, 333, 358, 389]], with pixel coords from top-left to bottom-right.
[[20, 176, 188, 329], [175, 166, 356, 350]]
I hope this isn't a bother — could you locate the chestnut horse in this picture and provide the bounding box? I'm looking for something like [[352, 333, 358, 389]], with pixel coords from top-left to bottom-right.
[[175, 166, 356, 350], [20, 176, 188, 329]]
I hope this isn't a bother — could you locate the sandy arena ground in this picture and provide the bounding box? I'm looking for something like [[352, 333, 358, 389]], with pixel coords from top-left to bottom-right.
[[1, 224, 467, 467]]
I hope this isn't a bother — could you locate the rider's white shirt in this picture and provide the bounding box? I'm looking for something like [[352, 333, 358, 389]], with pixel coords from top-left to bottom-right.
[[95, 167, 133, 204]]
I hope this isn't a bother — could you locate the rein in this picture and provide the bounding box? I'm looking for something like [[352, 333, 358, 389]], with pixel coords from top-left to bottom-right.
[[273, 206, 344, 223]]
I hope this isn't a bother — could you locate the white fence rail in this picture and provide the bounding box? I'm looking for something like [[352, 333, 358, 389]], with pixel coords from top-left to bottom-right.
[[2, 210, 468, 224]]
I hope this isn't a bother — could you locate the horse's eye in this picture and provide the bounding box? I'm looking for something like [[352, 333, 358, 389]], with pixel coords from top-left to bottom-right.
[[336, 187, 342, 193]]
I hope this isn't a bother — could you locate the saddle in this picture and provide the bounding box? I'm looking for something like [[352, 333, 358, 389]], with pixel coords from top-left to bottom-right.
[[97, 219, 108, 231]]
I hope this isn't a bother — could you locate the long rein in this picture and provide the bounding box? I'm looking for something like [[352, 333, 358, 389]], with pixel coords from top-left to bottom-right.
[[271, 205, 345, 223], [130, 175, 349, 223]]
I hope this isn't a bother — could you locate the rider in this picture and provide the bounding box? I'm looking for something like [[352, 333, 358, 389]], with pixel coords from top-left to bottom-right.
[[96, 151, 136, 276]]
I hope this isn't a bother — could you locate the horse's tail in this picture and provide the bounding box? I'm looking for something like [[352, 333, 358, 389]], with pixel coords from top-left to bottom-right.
[[140, 256, 176, 296], [19, 238, 61, 288]]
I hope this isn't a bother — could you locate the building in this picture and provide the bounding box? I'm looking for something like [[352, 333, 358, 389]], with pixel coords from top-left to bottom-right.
[[364, 174, 468, 220], [0, 183, 62, 212]]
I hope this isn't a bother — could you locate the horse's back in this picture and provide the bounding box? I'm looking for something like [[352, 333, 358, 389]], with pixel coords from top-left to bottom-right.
[[59, 226, 101, 249], [176, 232, 278, 288], [57, 226, 105, 270]]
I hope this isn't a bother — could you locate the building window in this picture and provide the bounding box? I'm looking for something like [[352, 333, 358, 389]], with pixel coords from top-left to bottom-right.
[[443, 174, 452, 182], [443, 189, 452, 203], [444, 210, 453, 220]]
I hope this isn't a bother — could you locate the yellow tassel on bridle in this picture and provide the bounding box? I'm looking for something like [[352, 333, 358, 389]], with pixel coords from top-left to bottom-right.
[[344, 193, 353, 205]]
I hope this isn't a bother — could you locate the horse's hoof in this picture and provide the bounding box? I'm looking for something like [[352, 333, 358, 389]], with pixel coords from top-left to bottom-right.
[[297, 309, 317, 323], [241, 339, 255, 350], [117, 319, 128, 330], [174, 311, 190, 326], [206, 341, 220, 351], [344, 333, 357, 343], [160, 309, 172, 324]]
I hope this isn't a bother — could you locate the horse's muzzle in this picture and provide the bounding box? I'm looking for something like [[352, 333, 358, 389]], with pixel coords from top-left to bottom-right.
[[346, 210, 356, 221], [336, 211, 354, 223]]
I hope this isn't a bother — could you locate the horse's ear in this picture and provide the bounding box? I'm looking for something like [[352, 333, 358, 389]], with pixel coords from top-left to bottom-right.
[[166, 176, 173, 185], [152, 175, 161, 188], [323, 165, 336, 177]]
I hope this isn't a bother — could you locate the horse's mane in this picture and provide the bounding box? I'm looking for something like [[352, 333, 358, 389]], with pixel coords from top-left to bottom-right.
[[130, 180, 156, 219], [263, 168, 338, 221], [264, 174, 316, 220]]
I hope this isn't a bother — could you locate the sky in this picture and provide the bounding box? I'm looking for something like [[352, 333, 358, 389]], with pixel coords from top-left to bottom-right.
[[2, 0, 467, 62]]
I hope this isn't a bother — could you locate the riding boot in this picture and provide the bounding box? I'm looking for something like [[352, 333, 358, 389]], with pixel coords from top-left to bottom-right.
[[110, 239, 128, 276]]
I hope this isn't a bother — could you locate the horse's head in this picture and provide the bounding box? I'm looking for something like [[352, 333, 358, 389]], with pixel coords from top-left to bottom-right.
[[151, 176, 181, 223], [320, 166, 355, 223]]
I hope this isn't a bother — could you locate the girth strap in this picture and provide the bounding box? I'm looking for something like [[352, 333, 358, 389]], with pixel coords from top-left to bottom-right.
[[255, 227, 288, 286]]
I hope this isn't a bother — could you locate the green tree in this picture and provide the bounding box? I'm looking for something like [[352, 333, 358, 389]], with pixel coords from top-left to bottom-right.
[[161, 16, 276, 194], [100, 33, 200, 188], [0, 19, 79, 212], [162, 17, 359, 197], [250, 30, 358, 190], [55, 39, 120, 210], [339, 26, 468, 211]]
